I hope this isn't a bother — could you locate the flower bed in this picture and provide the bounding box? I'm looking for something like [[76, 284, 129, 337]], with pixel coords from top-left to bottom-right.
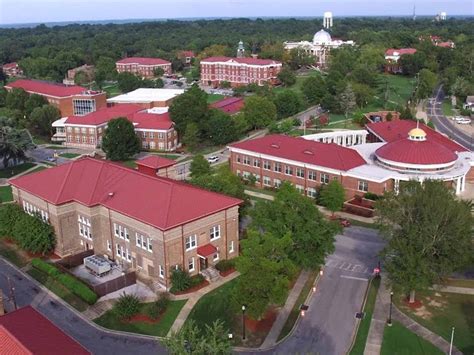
[[245, 308, 278, 333], [219, 268, 236, 277], [343, 197, 375, 218], [172, 279, 209, 295]]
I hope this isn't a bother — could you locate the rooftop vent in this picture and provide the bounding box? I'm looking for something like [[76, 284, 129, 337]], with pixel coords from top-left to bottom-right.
[[271, 143, 280, 149], [303, 149, 314, 155], [108, 192, 114, 197]]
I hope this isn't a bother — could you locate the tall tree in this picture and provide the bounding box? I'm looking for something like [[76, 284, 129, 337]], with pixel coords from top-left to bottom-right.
[[29, 105, 60, 136], [204, 109, 238, 145], [250, 182, 338, 269], [377, 180, 473, 303], [319, 180, 346, 216], [277, 67, 296, 87], [182, 122, 200, 152], [189, 155, 211, 179], [169, 84, 209, 135], [24, 94, 48, 116], [0, 126, 34, 168], [242, 96, 277, 129], [338, 83, 357, 120], [101, 117, 140, 161], [415, 69, 437, 101], [273, 90, 302, 119], [301, 75, 326, 105], [117, 72, 142, 93], [6, 88, 29, 112]]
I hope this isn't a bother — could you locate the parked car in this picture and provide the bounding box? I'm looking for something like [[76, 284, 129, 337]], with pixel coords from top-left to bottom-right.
[[456, 118, 472, 125], [207, 155, 220, 163], [46, 157, 56, 162], [452, 116, 467, 122]]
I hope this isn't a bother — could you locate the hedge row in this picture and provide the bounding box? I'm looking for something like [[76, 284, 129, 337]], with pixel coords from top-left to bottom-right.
[[215, 259, 235, 272], [31, 258, 98, 304]]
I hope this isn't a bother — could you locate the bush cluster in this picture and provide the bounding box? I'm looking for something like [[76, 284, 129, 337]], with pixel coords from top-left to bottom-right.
[[215, 259, 235, 272], [363, 192, 381, 201], [148, 292, 170, 320], [114, 293, 140, 320], [31, 258, 98, 304], [170, 267, 206, 293]]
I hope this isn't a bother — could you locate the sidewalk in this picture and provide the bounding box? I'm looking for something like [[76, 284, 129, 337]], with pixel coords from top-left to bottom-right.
[[260, 270, 311, 348], [167, 272, 240, 336], [364, 276, 390, 355], [431, 284, 474, 295]]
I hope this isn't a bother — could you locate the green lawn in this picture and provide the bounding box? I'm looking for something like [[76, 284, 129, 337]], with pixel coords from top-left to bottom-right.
[[32, 135, 51, 145], [329, 120, 363, 130], [120, 160, 137, 169], [395, 290, 474, 354], [59, 153, 81, 159], [349, 277, 381, 355], [45, 145, 68, 150], [381, 321, 444, 355], [0, 163, 36, 178], [23, 166, 48, 175], [149, 153, 182, 160], [443, 278, 474, 289], [0, 240, 29, 267], [0, 186, 13, 203], [27, 268, 90, 312], [379, 74, 416, 106], [103, 84, 121, 98], [207, 93, 225, 104], [346, 218, 378, 230], [278, 270, 318, 341], [94, 300, 187, 337], [442, 100, 455, 117]]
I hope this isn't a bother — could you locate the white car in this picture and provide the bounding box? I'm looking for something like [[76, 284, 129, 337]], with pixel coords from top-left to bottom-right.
[[456, 118, 471, 125], [452, 116, 466, 122], [207, 155, 220, 163]]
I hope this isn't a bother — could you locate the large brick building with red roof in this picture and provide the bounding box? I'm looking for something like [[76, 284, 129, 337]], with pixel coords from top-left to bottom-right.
[[229, 122, 474, 199], [210, 97, 244, 115], [9, 157, 241, 287], [4, 79, 106, 117], [116, 57, 172, 78], [200, 57, 282, 87], [62, 104, 178, 151], [384, 48, 417, 74], [0, 306, 90, 354]]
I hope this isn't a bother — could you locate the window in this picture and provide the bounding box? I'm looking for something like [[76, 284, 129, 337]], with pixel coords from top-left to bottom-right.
[[358, 180, 369, 192], [307, 187, 317, 198], [213, 253, 219, 261], [296, 185, 305, 194], [243, 156, 251, 165], [263, 160, 271, 170], [185, 235, 197, 251], [89, 128, 94, 134], [107, 240, 111, 251], [147, 238, 153, 252], [188, 257, 195, 272], [229, 240, 234, 253], [274, 178, 281, 188], [116, 245, 121, 257], [308, 170, 317, 181], [296, 168, 305, 178], [73, 99, 96, 116], [253, 159, 260, 168], [236, 155, 241, 163], [320, 173, 329, 184], [263, 176, 271, 186], [159, 265, 164, 278], [210, 225, 220, 240], [78, 215, 92, 240], [114, 223, 120, 237], [274, 162, 282, 173], [285, 165, 293, 175]]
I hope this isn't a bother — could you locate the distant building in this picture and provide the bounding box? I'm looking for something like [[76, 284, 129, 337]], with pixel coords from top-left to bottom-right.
[[0, 306, 90, 354], [323, 11, 333, 29], [107, 88, 184, 109], [284, 29, 354, 68], [116, 57, 172, 78], [63, 64, 95, 85], [136, 155, 177, 179], [464, 96, 474, 112], [435, 11, 447, 21], [4, 79, 106, 117], [236, 40, 245, 58], [384, 48, 417, 74], [200, 57, 282, 88], [179, 51, 195, 65], [419, 35, 455, 49], [58, 104, 178, 151], [210, 97, 244, 115], [364, 111, 400, 123], [2, 62, 22, 77]]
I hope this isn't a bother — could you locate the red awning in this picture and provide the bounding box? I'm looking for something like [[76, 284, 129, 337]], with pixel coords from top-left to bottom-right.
[[197, 244, 217, 258]]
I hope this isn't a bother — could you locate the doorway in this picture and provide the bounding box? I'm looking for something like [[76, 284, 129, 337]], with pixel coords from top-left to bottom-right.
[[199, 257, 208, 271]]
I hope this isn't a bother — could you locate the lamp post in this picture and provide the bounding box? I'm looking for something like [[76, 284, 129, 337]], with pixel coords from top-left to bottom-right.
[[449, 327, 455, 355], [387, 291, 394, 326], [241, 305, 246, 341]]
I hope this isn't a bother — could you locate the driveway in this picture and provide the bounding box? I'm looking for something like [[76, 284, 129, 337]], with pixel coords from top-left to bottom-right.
[[428, 86, 474, 150], [245, 226, 385, 355], [0, 258, 166, 355]]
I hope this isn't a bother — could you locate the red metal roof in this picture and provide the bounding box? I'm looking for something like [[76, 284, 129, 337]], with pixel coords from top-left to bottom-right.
[[2, 62, 17, 69], [10, 158, 242, 230], [197, 244, 218, 257], [366, 120, 468, 153], [210, 97, 244, 115], [229, 134, 366, 171], [385, 48, 417, 56], [180, 51, 195, 58], [0, 306, 90, 354], [437, 41, 454, 48], [201, 56, 281, 66], [64, 104, 173, 130], [136, 155, 176, 169], [116, 57, 171, 65], [5, 79, 86, 97], [375, 138, 458, 165]]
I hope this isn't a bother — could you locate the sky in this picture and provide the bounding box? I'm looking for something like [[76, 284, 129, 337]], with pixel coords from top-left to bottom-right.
[[0, 0, 472, 25]]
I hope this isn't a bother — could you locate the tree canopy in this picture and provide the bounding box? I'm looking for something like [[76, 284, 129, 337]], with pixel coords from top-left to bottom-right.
[[101, 117, 140, 161], [319, 180, 346, 216], [242, 95, 277, 129]]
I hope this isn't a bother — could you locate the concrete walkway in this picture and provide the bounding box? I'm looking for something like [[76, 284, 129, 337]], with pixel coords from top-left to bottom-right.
[[431, 284, 474, 295], [167, 272, 240, 336], [260, 270, 311, 348], [364, 276, 391, 355]]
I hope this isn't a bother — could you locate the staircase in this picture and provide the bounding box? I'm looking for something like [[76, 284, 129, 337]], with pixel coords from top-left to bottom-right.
[[200, 267, 221, 283]]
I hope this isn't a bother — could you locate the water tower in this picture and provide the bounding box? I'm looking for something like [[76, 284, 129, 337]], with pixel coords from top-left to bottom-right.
[[440, 11, 447, 20], [323, 12, 333, 29]]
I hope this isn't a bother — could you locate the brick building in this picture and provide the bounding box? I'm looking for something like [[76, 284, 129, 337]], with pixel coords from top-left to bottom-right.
[[2, 62, 23, 77], [384, 48, 417, 74], [116, 57, 172, 78], [210, 97, 244, 115], [9, 158, 241, 288], [4, 79, 106, 117], [107, 88, 184, 109], [63, 64, 95, 85], [61, 104, 178, 151], [200, 57, 282, 87], [229, 123, 474, 199], [136, 155, 177, 179]]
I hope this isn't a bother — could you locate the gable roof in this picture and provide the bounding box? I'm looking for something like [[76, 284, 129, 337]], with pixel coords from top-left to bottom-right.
[[0, 306, 89, 354], [385, 48, 417, 56], [365, 120, 468, 152], [2, 62, 18, 69], [229, 134, 366, 171], [201, 56, 281, 66], [116, 57, 171, 66], [5, 79, 86, 98], [10, 158, 241, 230], [210, 97, 244, 115], [137, 155, 176, 169]]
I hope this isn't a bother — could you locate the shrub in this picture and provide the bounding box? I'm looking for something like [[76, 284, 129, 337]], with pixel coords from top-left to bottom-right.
[[364, 192, 381, 201], [215, 259, 235, 272], [57, 273, 98, 305], [31, 258, 61, 277], [170, 267, 191, 292], [148, 292, 170, 319], [114, 293, 140, 320], [190, 274, 205, 288]]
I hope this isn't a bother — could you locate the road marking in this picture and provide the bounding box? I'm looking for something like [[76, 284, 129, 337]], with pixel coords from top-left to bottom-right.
[[340, 275, 369, 281]]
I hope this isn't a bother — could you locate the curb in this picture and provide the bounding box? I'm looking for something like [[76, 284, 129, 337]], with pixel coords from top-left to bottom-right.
[[234, 271, 321, 353]]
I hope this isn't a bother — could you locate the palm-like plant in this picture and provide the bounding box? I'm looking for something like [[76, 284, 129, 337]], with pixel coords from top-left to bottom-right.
[[0, 127, 30, 169]]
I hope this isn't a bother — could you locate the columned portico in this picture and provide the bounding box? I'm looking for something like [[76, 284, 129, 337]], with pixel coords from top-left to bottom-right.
[[302, 130, 368, 147]]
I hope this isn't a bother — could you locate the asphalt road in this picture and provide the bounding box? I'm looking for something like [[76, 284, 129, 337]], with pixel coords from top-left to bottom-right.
[[0, 258, 167, 355], [246, 226, 385, 355], [427, 86, 474, 151]]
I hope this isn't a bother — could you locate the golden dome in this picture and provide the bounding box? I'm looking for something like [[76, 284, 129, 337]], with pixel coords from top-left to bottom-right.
[[408, 127, 427, 141]]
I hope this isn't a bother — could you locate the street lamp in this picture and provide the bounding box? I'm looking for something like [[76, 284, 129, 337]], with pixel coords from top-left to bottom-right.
[[241, 305, 246, 341], [387, 291, 394, 326]]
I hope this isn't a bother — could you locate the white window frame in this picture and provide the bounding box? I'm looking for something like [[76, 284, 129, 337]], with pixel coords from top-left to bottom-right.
[[229, 240, 234, 253], [210, 225, 221, 240], [185, 235, 197, 251], [358, 180, 369, 192], [320, 173, 329, 184], [159, 265, 164, 278], [188, 257, 195, 272]]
